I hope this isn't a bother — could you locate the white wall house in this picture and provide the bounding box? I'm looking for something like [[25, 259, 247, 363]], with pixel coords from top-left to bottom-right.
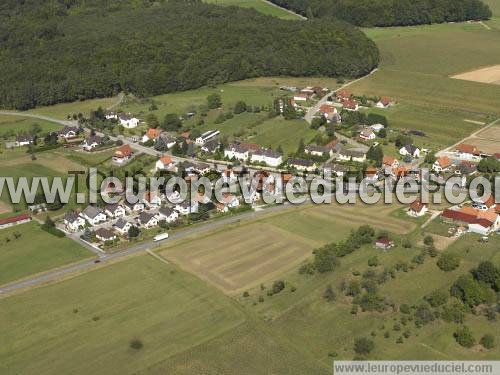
[[81, 206, 107, 226], [224, 144, 249, 161], [119, 114, 140, 128], [250, 149, 283, 167], [195, 130, 220, 145]]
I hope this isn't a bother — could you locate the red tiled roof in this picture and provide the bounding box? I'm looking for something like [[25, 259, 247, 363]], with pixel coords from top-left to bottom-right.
[[383, 156, 397, 166], [442, 209, 477, 224], [114, 144, 132, 158], [436, 156, 452, 168], [342, 99, 358, 110], [410, 200, 426, 212], [159, 155, 172, 165], [456, 143, 479, 155], [0, 213, 31, 226], [319, 104, 335, 114], [336, 90, 351, 99], [145, 128, 161, 140]]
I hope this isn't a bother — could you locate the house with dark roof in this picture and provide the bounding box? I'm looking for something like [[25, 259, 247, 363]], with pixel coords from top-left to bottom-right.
[[201, 139, 220, 154], [250, 148, 283, 167], [58, 126, 79, 139], [124, 200, 145, 213], [338, 148, 367, 163], [113, 218, 132, 235], [16, 134, 36, 146], [156, 206, 179, 223], [95, 227, 117, 242], [64, 211, 86, 232], [105, 203, 126, 218], [81, 206, 107, 226], [137, 212, 158, 228], [82, 135, 103, 151], [287, 158, 316, 172], [399, 144, 420, 158]]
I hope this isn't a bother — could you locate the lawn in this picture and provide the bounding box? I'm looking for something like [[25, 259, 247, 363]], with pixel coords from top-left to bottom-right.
[[204, 0, 302, 20], [0, 116, 61, 136], [0, 221, 92, 285], [27, 96, 118, 120], [0, 256, 246, 375]]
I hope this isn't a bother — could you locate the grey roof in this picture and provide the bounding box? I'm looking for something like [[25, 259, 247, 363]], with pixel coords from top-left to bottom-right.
[[65, 211, 80, 223], [95, 227, 115, 239], [228, 143, 249, 154], [325, 163, 348, 173], [16, 134, 35, 142], [114, 218, 130, 230], [403, 144, 418, 154], [159, 206, 175, 217], [85, 135, 103, 145], [341, 149, 366, 158], [58, 126, 77, 136], [138, 212, 155, 224], [202, 139, 220, 152], [288, 158, 314, 167], [105, 203, 121, 213], [124, 200, 142, 209], [82, 205, 103, 219], [253, 148, 282, 159]]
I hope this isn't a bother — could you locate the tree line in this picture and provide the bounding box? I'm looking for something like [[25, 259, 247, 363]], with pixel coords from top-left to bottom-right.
[[0, 0, 379, 110], [269, 0, 492, 27]]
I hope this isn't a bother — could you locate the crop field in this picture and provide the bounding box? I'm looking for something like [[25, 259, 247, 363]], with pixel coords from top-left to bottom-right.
[[452, 64, 500, 85], [460, 123, 500, 154], [350, 22, 500, 149], [0, 256, 246, 375], [162, 202, 412, 295], [204, 0, 301, 20], [0, 221, 91, 286]]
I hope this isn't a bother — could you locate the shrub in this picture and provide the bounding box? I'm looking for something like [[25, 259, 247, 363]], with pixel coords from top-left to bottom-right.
[[271, 280, 285, 295], [399, 304, 411, 314], [454, 326, 475, 348], [130, 338, 143, 350], [425, 290, 448, 307], [437, 253, 460, 272], [354, 337, 374, 355], [368, 256, 379, 267], [480, 334, 495, 349], [424, 235, 434, 246], [323, 284, 336, 302]]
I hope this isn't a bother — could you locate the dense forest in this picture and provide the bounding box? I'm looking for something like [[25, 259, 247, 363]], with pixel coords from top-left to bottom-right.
[[269, 0, 492, 26], [0, 0, 379, 110]]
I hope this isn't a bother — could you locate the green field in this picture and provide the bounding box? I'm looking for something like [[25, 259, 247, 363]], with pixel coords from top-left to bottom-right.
[[204, 0, 301, 20], [0, 256, 246, 375], [0, 222, 91, 285], [0, 116, 61, 137], [349, 21, 500, 150]]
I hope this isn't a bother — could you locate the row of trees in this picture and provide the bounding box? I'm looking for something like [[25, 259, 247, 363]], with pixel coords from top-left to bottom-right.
[[269, 0, 491, 27], [0, 1, 379, 109]]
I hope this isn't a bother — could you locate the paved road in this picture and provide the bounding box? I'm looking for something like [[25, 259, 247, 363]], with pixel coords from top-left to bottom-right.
[[0, 202, 304, 296]]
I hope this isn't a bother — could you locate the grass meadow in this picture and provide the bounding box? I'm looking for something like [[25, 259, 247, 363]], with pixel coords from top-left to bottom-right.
[[0, 221, 91, 286], [204, 0, 301, 20]]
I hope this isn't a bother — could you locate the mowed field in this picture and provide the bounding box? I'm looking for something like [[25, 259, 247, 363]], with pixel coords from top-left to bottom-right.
[[0, 256, 246, 375], [0, 222, 91, 286], [162, 202, 412, 295], [350, 22, 500, 149]]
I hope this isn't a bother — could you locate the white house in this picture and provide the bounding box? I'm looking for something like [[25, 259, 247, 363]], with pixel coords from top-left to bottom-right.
[[432, 156, 452, 173], [408, 200, 428, 217], [124, 200, 145, 213], [58, 126, 79, 140], [105, 112, 118, 120], [288, 158, 316, 172], [105, 203, 126, 218], [370, 124, 385, 133], [250, 149, 283, 167], [221, 193, 240, 208], [359, 128, 376, 141], [175, 201, 196, 215], [224, 144, 249, 161], [304, 145, 326, 157], [118, 114, 140, 129], [376, 97, 393, 109], [64, 211, 86, 232], [142, 128, 161, 143], [113, 218, 132, 235], [156, 206, 179, 223], [137, 212, 158, 228], [399, 144, 420, 158], [81, 206, 107, 226], [16, 134, 35, 146], [195, 130, 220, 145], [82, 136, 103, 152], [338, 149, 366, 163], [201, 139, 220, 154], [95, 228, 117, 242], [155, 155, 176, 172], [456, 144, 481, 161]]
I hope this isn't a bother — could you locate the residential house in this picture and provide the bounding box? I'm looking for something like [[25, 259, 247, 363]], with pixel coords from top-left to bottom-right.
[[318, 104, 337, 119], [142, 191, 162, 208], [442, 207, 500, 236], [324, 163, 348, 178], [335, 90, 352, 101], [64, 212, 85, 232], [408, 200, 428, 217], [433, 156, 452, 173], [293, 93, 308, 102], [104, 203, 126, 218], [195, 130, 220, 145], [359, 128, 376, 141], [175, 201, 195, 215], [118, 113, 140, 128], [124, 200, 145, 213], [95, 228, 117, 242], [113, 144, 133, 164], [364, 166, 379, 182], [383, 156, 399, 169], [81, 206, 107, 226], [113, 218, 132, 235], [375, 237, 395, 250], [201, 139, 220, 154], [250, 149, 283, 167], [323, 139, 341, 157], [304, 144, 327, 157], [156, 206, 179, 223], [142, 128, 161, 143], [338, 149, 366, 163], [370, 124, 385, 133], [288, 158, 316, 172], [224, 143, 251, 161], [216, 203, 229, 213], [82, 135, 103, 152], [341, 99, 359, 111], [376, 97, 394, 108], [105, 112, 118, 120], [184, 161, 211, 175], [456, 143, 481, 160], [137, 212, 158, 228], [472, 195, 496, 211], [58, 126, 79, 140], [155, 155, 175, 172], [399, 144, 420, 158], [16, 134, 35, 146], [221, 193, 240, 208]]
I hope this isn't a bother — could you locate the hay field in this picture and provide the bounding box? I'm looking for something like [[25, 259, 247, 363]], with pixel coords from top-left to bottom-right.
[[162, 202, 413, 295], [461, 124, 500, 154], [452, 64, 500, 84]]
